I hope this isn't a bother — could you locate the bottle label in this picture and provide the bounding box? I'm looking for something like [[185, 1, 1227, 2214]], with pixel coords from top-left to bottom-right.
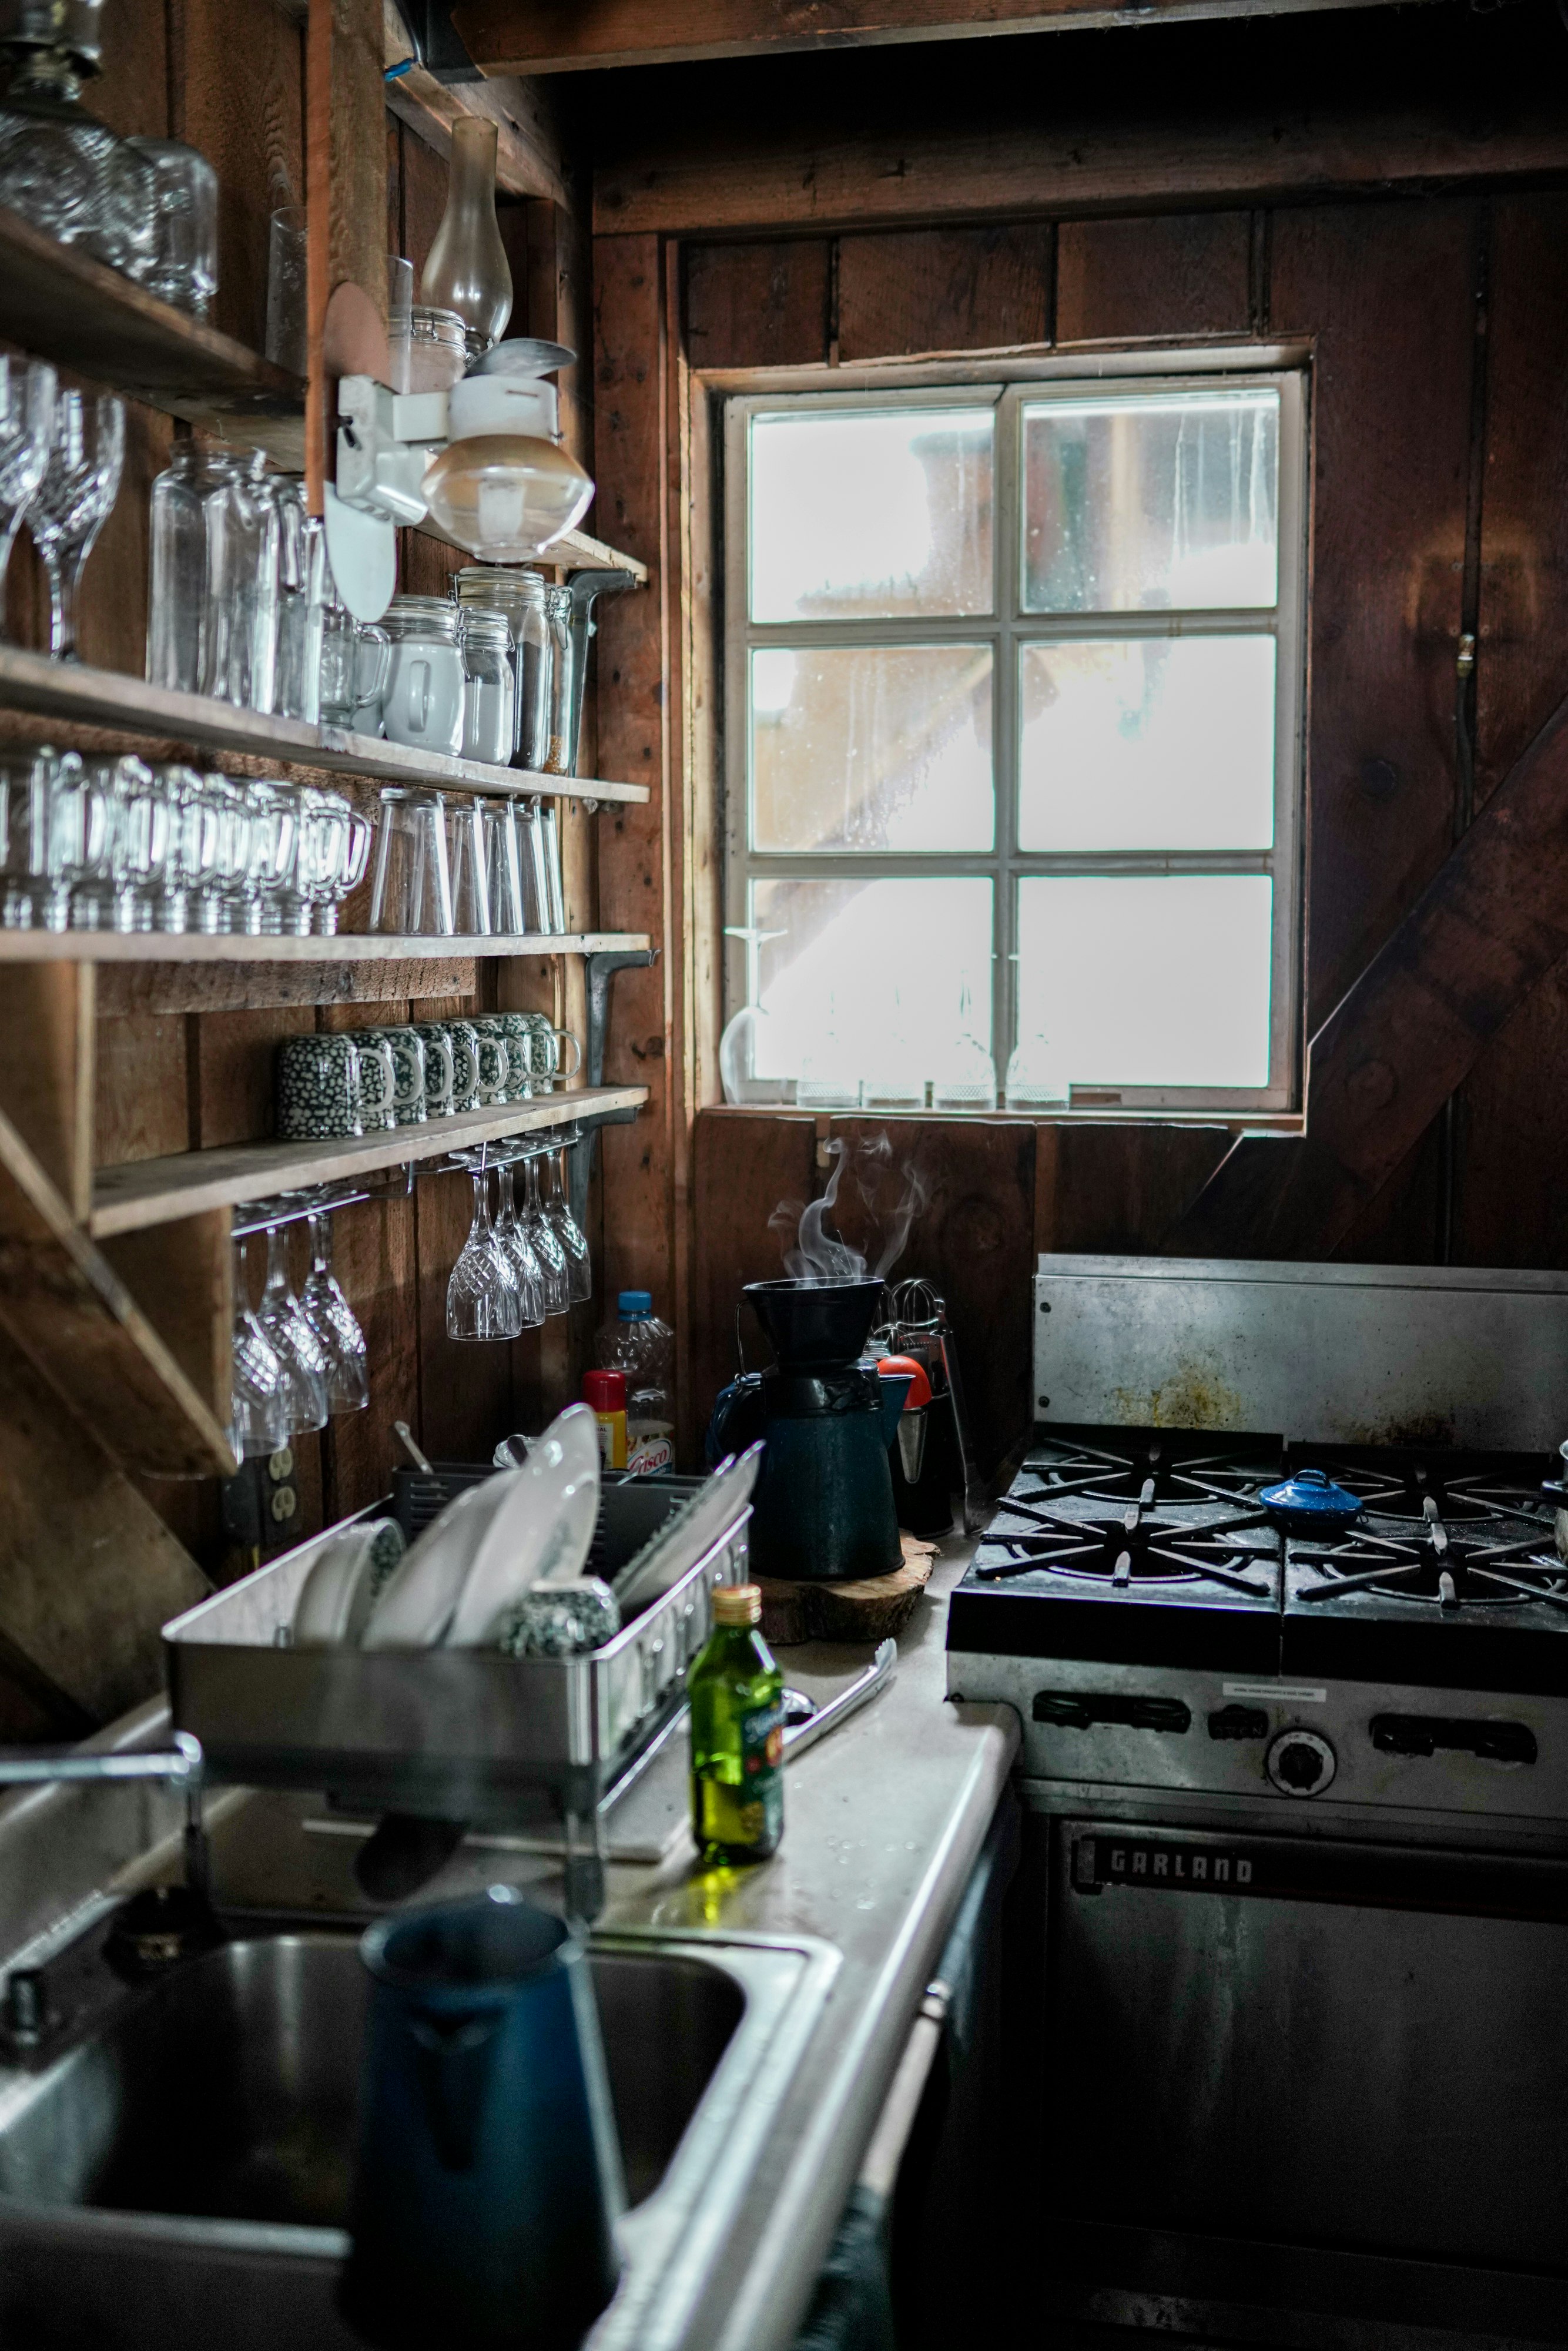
[[741, 1698, 785, 1844], [626, 1426, 675, 1476], [592, 1409, 628, 1471]]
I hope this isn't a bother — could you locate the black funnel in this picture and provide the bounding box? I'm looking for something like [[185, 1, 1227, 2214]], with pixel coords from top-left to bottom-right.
[[745, 1277, 883, 1370]]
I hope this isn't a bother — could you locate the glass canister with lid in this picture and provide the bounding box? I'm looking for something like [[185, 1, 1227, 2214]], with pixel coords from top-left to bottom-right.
[[456, 607, 514, 766], [403, 306, 467, 393], [381, 596, 465, 758], [453, 566, 551, 772]]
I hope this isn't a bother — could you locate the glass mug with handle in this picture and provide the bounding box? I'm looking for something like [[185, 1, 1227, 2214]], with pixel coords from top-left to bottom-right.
[[320, 604, 391, 731], [275, 1032, 396, 1141]]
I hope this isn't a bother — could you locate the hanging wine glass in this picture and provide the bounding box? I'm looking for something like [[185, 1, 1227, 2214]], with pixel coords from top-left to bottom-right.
[[230, 1244, 291, 1460], [494, 1161, 545, 1329], [520, 1153, 571, 1318], [544, 1141, 591, 1305], [0, 357, 54, 624], [253, 1225, 328, 1434], [297, 1210, 369, 1412], [447, 1161, 524, 1342]]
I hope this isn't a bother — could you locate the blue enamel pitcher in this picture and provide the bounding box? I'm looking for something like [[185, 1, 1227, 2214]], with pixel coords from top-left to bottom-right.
[[340, 1886, 624, 2349]]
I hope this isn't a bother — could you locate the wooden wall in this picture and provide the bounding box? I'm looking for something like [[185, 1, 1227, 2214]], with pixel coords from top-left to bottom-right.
[[585, 4, 1568, 1471]]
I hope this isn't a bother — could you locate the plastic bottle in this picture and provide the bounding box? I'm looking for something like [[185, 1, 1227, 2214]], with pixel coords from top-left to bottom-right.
[[592, 1290, 674, 1474], [688, 1584, 784, 1864]]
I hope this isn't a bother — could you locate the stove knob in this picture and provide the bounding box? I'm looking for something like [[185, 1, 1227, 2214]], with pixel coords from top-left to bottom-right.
[[1266, 1727, 1336, 1797]]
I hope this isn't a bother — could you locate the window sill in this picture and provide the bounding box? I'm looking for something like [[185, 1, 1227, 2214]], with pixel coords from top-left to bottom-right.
[[700, 1102, 1305, 1136]]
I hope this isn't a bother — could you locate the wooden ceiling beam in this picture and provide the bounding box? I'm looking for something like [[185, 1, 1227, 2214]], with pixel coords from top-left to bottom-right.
[[453, 0, 1417, 77], [1168, 684, 1568, 1261]]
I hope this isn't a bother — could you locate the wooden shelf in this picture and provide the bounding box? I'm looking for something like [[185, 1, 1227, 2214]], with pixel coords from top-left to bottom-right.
[[0, 929, 649, 964], [0, 647, 651, 805], [0, 203, 306, 462], [553, 527, 649, 584], [90, 1083, 649, 1237]]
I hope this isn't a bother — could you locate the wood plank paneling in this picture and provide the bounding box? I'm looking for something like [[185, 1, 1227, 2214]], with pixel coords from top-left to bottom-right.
[[1452, 192, 1568, 1270], [1036, 1123, 1229, 1256], [691, 1110, 818, 1432], [96, 1014, 191, 1167], [685, 239, 832, 370], [595, 236, 676, 1340], [182, 0, 306, 354], [1270, 200, 1476, 1032], [837, 224, 1052, 360], [1056, 211, 1250, 343]]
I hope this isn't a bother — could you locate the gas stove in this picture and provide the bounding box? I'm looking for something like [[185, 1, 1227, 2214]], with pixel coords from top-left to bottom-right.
[[966, 1259, 1568, 2351]]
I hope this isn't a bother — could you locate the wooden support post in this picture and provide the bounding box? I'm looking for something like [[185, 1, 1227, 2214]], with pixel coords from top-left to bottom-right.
[[0, 964, 94, 1223], [306, 0, 386, 510], [1171, 684, 1568, 1259]]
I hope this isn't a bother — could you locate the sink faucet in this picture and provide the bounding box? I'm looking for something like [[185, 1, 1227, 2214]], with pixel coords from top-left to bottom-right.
[[0, 1732, 208, 1899]]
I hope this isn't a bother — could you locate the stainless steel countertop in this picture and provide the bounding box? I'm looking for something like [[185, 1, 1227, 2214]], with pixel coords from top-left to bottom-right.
[[0, 1536, 1016, 2351]]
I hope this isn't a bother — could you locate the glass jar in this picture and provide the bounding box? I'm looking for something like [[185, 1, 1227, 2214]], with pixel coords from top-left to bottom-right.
[[381, 597, 465, 758], [457, 608, 514, 766], [404, 306, 467, 394], [202, 448, 280, 714], [0, 25, 158, 283], [271, 476, 327, 724], [541, 584, 574, 776], [454, 566, 551, 770]]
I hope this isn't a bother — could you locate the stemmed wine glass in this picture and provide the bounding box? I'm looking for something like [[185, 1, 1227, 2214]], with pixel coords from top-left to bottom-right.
[[521, 1153, 571, 1318], [230, 1247, 292, 1459], [253, 1227, 329, 1433], [494, 1160, 546, 1328], [447, 1157, 524, 1342], [544, 1141, 592, 1305], [298, 1211, 369, 1411], [26, 390, 124, 659], [0, 357, 55, 622]]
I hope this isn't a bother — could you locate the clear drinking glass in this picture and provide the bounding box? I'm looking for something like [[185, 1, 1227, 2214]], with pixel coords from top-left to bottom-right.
[[544, 1147, 592, 1305], [541, 585, 574, 775], [447, 1166, 524, 1342], [289, 787, 349, 936], [521, 1154, 571, 1317], [484, 796, 527, 933], [367, 786, 453, 935], [538, 799, 566, 933], [189, 773, 253, 934], [108, 755, 168, 933], [931, 983, 997, 1110], [319, 590, 391, 730], [254, 1226, 329, 1434], [152, 763, 209, 933], [265, 204, 309, 376], [238, 780, 298, 935], [0, 357, 55, 621], [494, 1162, 545, 1328], [386, 254, 415, 394], [27, 390, 125, 659], [299, 1213, 369, 1414], [272, 478, 327, 724], [125, 136, 217, 315], [517, 796, 551, 933], [447, 795, 491, 936], [203, 447, 280, 712], [315, 798, 371, 934], [0, 749, 53, 929]]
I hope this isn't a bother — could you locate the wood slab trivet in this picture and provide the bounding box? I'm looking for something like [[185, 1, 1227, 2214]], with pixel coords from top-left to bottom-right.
[[757, 1535, 937, 1647]]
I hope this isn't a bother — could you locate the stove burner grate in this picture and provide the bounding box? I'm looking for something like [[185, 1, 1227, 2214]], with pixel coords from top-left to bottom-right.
[[1289, 1458, 1568, 1613], [1016, 1432, 1282, 1514]]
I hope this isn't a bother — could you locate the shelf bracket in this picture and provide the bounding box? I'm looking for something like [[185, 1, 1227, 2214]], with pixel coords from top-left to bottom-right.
[[575, 949, 655, 1231]]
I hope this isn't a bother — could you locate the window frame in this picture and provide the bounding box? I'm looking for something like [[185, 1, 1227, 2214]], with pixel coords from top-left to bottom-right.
[[721, 360, 1309, 1116]]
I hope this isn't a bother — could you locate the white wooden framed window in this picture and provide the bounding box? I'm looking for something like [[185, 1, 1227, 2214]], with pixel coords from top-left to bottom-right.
[[721, 360, 1308, 1116]]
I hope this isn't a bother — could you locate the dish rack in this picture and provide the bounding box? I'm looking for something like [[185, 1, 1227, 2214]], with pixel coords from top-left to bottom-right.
[[163, 1468, 751, 1838]]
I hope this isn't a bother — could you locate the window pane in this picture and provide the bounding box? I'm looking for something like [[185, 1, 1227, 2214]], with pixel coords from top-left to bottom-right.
[[752, 645, 994, 852], [1022, 391, 1278, 613], [1018, 636, 1276, 852], [1016, 876, 1273, 1091], [749, 407, 994, 621], [752, 878, 993, 1084]]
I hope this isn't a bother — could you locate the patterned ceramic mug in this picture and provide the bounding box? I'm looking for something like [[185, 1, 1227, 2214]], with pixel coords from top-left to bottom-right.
[[471, 1012, 532, 1102], [350, 1024, 427, 1127], [409, 1022, 455, 1118], [275, 1033, 395, 1141], [439, 1017, 506, 1113], [517, 1013, 582, 1093]]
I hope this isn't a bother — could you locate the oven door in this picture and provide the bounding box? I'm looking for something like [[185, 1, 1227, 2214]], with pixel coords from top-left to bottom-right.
[[1047, 1819, 1568, 2272]]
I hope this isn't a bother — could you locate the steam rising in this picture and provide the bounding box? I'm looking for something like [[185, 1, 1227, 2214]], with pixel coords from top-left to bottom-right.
[[769, 1130, 927, 1284]]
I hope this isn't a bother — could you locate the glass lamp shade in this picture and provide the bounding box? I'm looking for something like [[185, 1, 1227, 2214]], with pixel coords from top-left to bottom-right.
[[418, 116, 511, 360], [421, 434, 594, 564]]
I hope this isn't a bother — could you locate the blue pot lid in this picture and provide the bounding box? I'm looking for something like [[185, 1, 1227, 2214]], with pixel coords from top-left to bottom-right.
[[1259, 1469, 1362, 1519]]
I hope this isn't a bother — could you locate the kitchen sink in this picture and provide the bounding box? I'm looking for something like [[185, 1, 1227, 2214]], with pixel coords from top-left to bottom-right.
[[0, 1920, 837, 2351]]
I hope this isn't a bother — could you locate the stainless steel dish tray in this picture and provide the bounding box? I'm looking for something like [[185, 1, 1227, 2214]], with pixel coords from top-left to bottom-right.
[[163, 1475, 751, 1826]]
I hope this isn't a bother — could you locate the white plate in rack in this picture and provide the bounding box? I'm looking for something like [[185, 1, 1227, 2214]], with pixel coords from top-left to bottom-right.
[[444, 1402, 602, 1647]]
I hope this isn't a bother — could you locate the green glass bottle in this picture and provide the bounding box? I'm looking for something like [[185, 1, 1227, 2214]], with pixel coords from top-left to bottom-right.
[[689, 1583, 784, 1864]]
